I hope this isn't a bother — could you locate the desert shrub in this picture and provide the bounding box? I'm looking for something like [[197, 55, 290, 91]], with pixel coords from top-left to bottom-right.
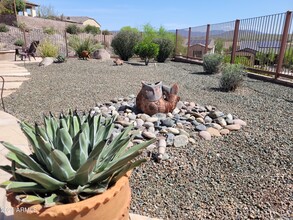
[[0, 23, 9, 32], [135, 41, 159, 65], [153, 38, 174, 62], [203, 53, 223, 74], [43, 27, 56, 35], [14, 39, 24, 47], [224, 55, 250, 66], [68, 36, 102, 57], [54, 54, 66, 63], [111, 29, 141, 61], [84, 25, 101, 35], [220, 64, 246, 92], [38, 39, 59, 57], [66, 24, 81, 35]]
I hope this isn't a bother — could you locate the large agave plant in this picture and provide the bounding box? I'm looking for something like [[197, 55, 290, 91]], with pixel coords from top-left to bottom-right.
[[0, 110, 155, 207]]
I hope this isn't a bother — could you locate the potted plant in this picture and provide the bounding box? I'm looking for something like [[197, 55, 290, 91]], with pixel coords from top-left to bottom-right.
[[0, 110, 155, 220]]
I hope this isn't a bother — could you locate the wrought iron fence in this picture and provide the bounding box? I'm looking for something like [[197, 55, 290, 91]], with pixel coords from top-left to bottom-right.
[[175, 11, 293, 80]]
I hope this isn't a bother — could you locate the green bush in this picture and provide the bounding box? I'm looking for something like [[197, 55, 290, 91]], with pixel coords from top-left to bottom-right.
[[224, 55, 251, 66], [220, 64, 246, 92], [102, 29, 111, 35], [0, 23, 9, 32], [69, 36, 102, 57], [153, 38, 174, 62], [38, 39, 59, 58], [43, 27, 56, 35], [54, 54, 66, 63], [84, 25, 101, 35], [66, 24, 81, 34], [111, 29, 141, 61], [203, 53, 223, 74], [135, 41, 159, 65], [14, 39, 24, 47]]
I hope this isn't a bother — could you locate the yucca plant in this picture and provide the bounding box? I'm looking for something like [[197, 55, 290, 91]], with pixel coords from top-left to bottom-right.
[[0, 110, 154, 207]]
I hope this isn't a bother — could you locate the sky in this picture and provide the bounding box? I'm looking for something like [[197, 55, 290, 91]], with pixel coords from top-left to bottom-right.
[[30, 0, 293, 31]]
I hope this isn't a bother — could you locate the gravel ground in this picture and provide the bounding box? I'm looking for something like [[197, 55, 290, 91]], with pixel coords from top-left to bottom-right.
[[4, 58, 293, 219]]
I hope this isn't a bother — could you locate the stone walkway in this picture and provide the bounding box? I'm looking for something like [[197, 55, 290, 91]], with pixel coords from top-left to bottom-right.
[[0, 59, 161, 220]]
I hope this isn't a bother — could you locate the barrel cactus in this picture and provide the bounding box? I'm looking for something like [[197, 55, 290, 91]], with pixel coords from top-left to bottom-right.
[[0, 110, 155, 207]]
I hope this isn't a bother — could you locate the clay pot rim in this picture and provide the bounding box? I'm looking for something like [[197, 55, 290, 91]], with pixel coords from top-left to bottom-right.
[[7, 172, 131, 218]]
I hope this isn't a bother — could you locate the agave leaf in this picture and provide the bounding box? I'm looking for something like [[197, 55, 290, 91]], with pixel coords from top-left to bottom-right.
[[56, 127, 73, 155], [70, 141, 107, 186], [44, 194, 60, 208], [82, 178, 110, 194], [89, 114, 101, 149], [50, 149, 76, 181], [0, 165, 12, 175], [5, 152, 27, 168], [1, 181, 47, 193], [1, 142, 49, 174], [69, 112, 81, 138], [70, 131, 88, 170], [35, 123, 49, 141], [16, 169, 65, 191], [36, 134, 54, 155], [16, 195, 45, 205], [44, 114, 54, 142], [81, 119, 90, 141]]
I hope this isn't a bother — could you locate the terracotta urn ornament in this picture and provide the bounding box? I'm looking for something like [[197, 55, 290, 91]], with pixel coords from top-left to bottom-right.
[[136, 81, 180, 115]]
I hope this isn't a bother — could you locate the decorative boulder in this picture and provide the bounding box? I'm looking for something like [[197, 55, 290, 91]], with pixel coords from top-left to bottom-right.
[[92, 49, 111, 60], [39, 57, 54, 67]]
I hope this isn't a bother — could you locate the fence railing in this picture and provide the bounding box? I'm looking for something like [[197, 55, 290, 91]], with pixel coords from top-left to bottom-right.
[[175, 11, 293, 80], [0, 26, 113, 58]]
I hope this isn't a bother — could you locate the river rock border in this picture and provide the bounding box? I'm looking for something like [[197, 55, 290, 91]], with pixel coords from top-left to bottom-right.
[[92, 95, 247, 162]]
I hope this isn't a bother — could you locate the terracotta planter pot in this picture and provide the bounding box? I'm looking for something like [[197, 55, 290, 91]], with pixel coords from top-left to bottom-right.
[[7, 174, 131, 220]]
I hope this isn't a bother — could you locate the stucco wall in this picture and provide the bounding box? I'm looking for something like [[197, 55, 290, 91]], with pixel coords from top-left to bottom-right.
[[83, 19, 101, 28]]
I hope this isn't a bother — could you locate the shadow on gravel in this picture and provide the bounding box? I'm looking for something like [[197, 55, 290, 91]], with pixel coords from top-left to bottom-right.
[[190, 71, 211, 75], [126, 62, 146, 66]]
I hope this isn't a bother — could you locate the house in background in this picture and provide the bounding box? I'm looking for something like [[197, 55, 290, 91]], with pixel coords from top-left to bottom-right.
[[235, 41, 281, 65], [187, 39, 215, 58], [20, 1, 39, 17], [64, 16, 101, 28]]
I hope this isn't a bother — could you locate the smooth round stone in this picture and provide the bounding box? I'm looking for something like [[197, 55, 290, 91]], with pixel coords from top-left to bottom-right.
[[198, 131, 212, 140], [195, 124, 207, 131], [116, 120, 132, 127], [226, 113, 233, 121], [195, 117, 205, 124], [185, 113, 191, 119], [124, 117, 130, 122], [192, 120, 200, 126], [135, 119, 144, 127], [215, 117, 227, 127], [158, 138, 167, 148], [173, 135, 189, 147], [115, 123, 124, 130], [118, 97, 124, 101], [105, 101, 113, 106], [176, 101, 185, 109], [197, 106, 206, 112], [146, 144, 156, 151], [143, 121, 154, 128], [209, 110, 224, 119], [220, 129, 230, 135], [142, 131, 156, 139], [225, 124, 241, 131], [128, 113, 136, 120], [112, 110, 119, 116], [205, 105, 215, 112], [148, 126, 155, 133], [210, 123, 221, 130], [166, 133, 175, 145], [161, 118, 174, 127], [140, 113, 150, 121], [179, 129, 190, 137], [204, 116, 213, 123], [167, 127, 180, 135], [190, 112, 203, 118], [189, 102, 196, 108], [167, 112, 173, 118], [133, 139, 144, 144], [226, 118, 234, 125], [172, 108, 180, 114], [176, 122, 184, 129], [125, 109, 132, 113], [146, 117, 159, 123], [110, 98, 118, 103], [153, 113, 167, 120], [108, 106, 116, 111], [129, 94, 136, 99], [123, 97, 130, 101], [189, 138, 196, 144], [158, 145, 166, 154], [159, 129, 168, 134], [207, 127, 221, 137], [233, 119, 247, 126]]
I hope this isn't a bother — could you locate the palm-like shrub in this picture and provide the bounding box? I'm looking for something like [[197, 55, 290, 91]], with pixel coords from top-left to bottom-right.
[[203, 53, 223, 74], [38, 39, 59, 58], [0, 111, 154, 207], [153, 38, 174, 62], [220, 64, 246, 91], [68, 36, 102, 57], [111, 30, 141, 61]]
